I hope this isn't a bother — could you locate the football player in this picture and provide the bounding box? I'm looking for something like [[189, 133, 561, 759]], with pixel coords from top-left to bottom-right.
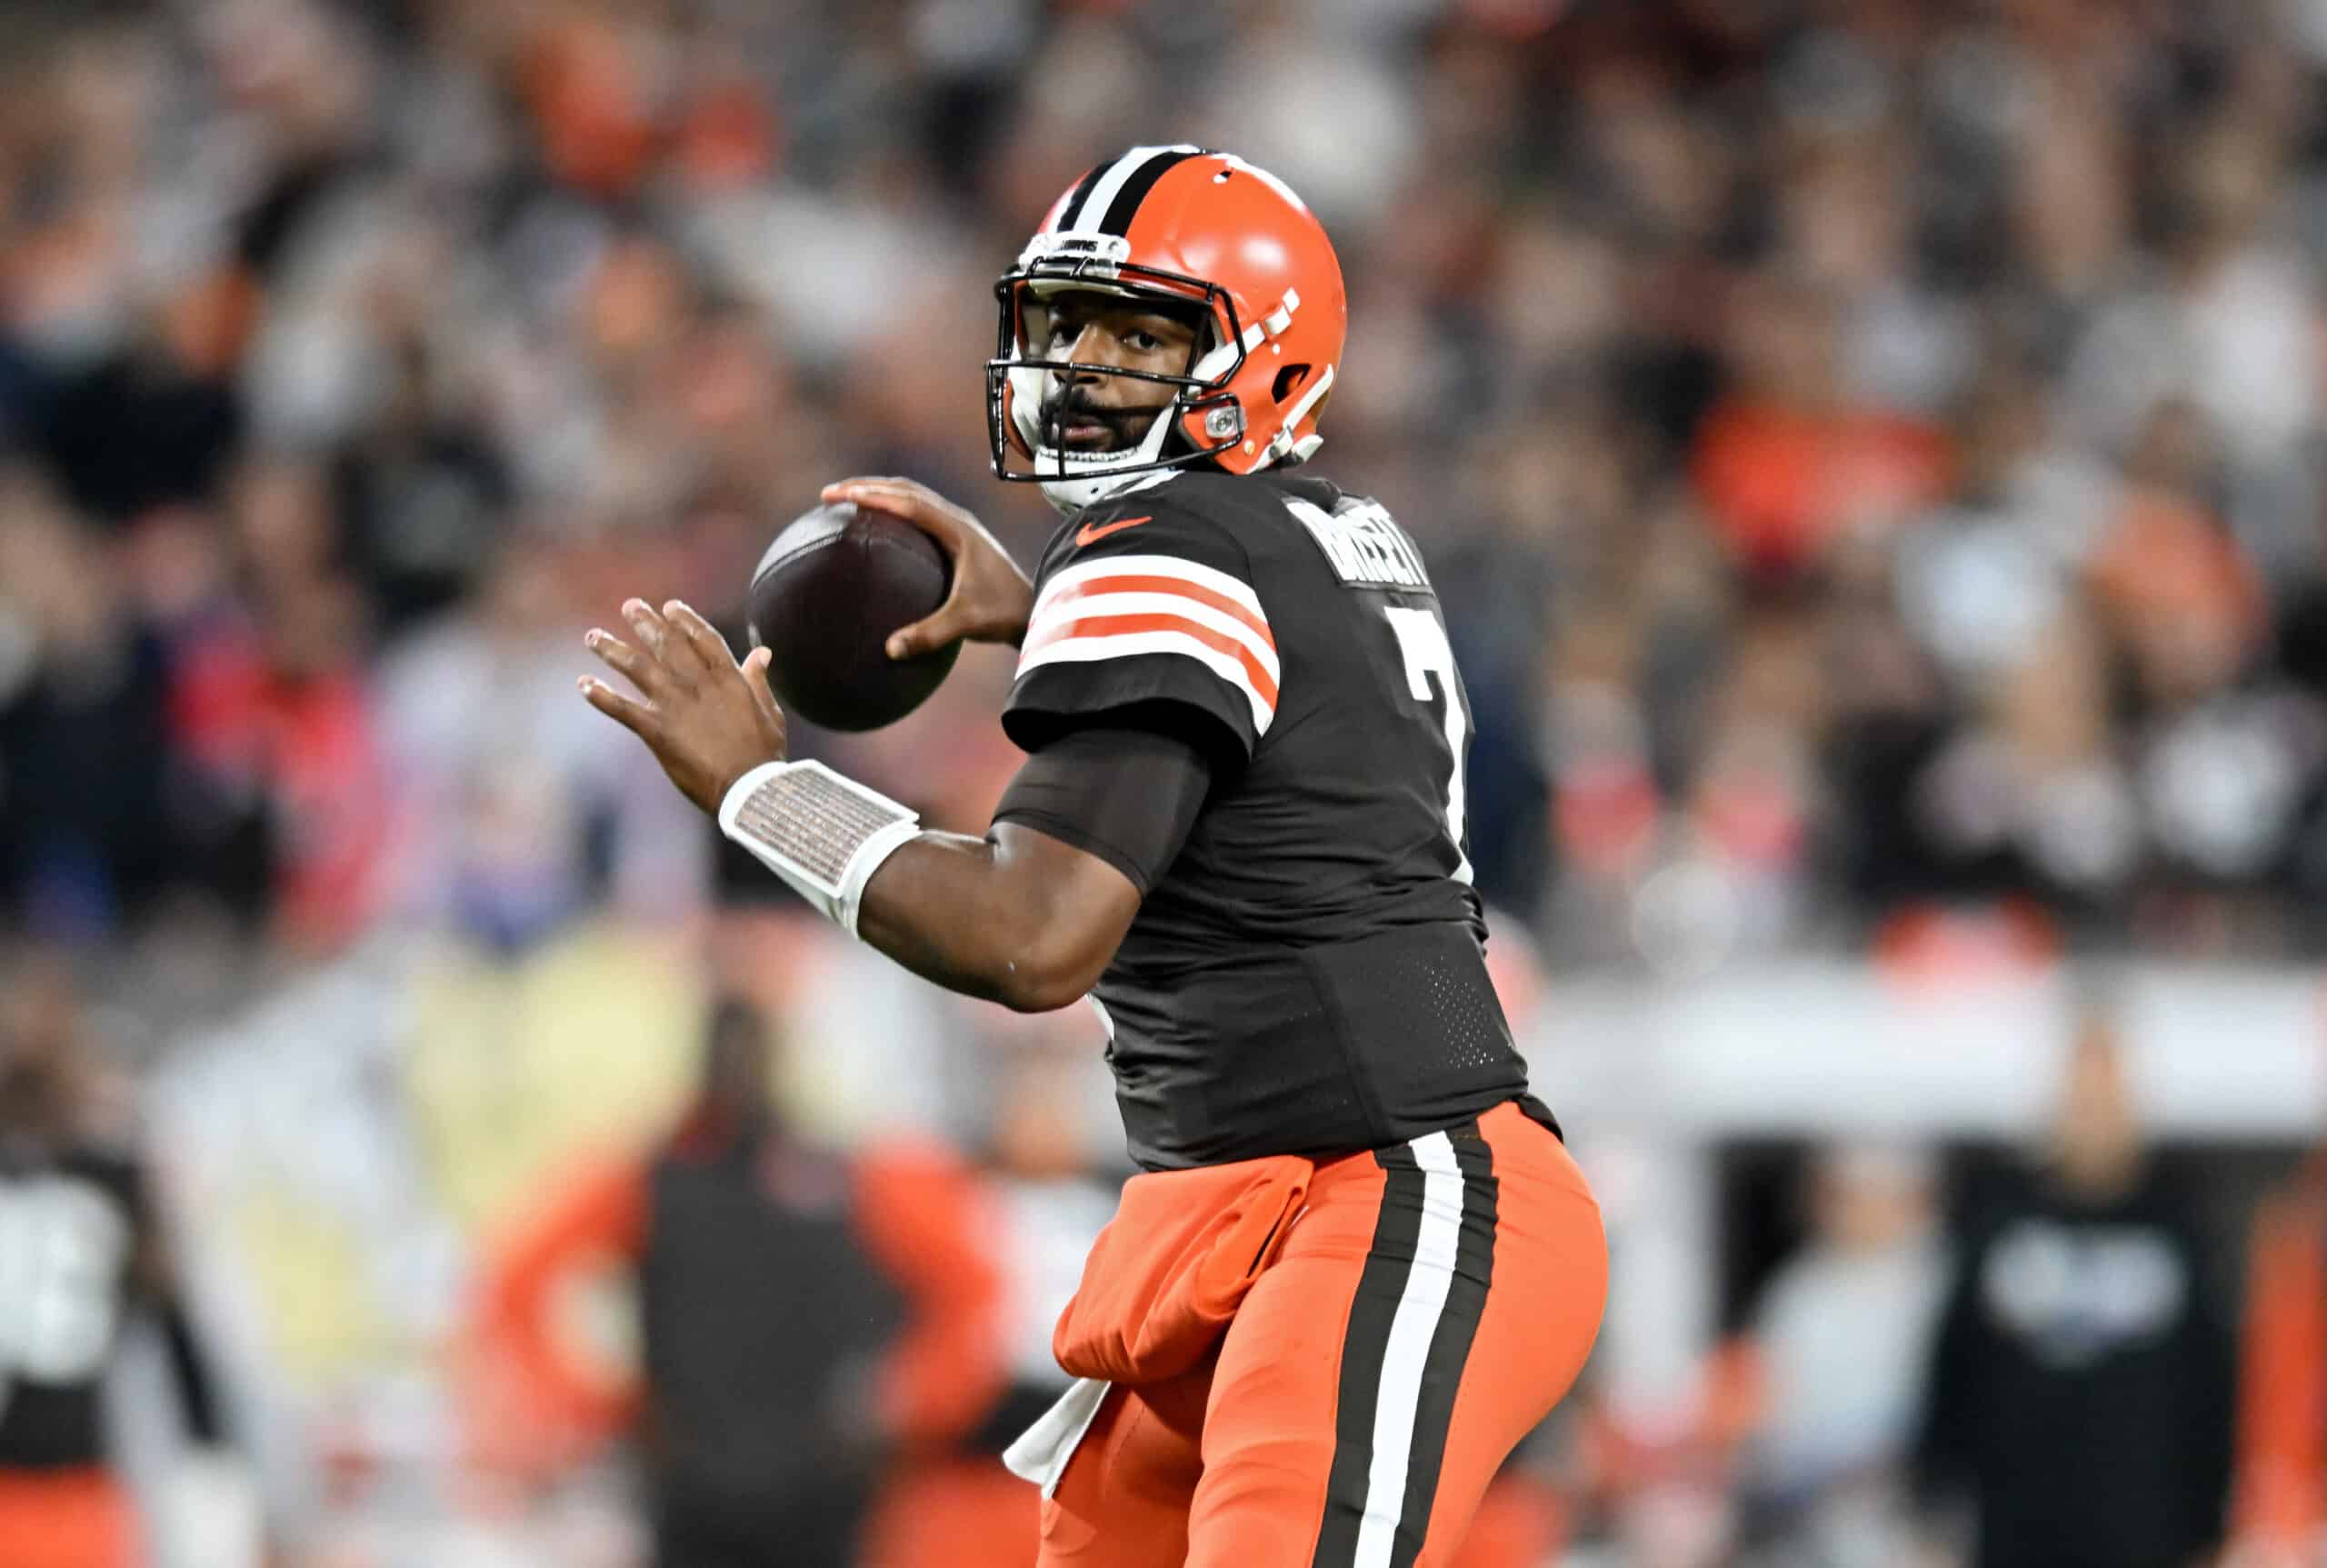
[[580, 145, 1606, 1567], [0, 950, 234, 1568]]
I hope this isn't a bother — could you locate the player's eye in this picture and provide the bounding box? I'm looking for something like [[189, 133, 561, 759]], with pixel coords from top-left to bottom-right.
[[1125, 330, 1163, 353]]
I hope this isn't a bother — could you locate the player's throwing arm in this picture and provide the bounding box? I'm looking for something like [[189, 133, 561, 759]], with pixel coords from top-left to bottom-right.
[[576, 484, 1146, 1013]]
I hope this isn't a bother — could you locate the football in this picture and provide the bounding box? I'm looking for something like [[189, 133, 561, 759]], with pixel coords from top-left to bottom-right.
[[745, 501, 961, 732]]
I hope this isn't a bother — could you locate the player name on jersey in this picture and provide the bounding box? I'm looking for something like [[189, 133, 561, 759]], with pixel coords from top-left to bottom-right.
[[1284, 497, 1430, 590]]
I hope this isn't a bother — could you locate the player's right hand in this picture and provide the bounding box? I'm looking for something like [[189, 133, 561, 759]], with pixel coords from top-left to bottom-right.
[[822, 476, 1037, 654], [580, 598, 787, 817]]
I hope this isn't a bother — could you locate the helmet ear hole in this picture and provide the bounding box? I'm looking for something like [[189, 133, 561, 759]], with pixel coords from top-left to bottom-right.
[[1272, 364, 1312, 404]]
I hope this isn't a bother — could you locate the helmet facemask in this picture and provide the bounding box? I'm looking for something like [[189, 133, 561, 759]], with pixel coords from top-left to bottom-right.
[[986, 243, 1251, 513]]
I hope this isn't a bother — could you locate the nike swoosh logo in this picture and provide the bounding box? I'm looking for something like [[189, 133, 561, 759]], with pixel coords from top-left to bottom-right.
[[1074, 514, 1153, 547]]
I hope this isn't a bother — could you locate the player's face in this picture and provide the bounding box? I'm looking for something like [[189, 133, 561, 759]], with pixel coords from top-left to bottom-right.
[[1034, 289, 1203, 454]]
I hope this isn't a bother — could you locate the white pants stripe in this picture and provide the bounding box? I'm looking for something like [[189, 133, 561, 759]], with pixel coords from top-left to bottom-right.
[[1351, 1131, 1467, 1567]]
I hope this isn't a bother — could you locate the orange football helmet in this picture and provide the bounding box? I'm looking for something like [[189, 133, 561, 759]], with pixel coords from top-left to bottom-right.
[[987, 145, 1349, 512]]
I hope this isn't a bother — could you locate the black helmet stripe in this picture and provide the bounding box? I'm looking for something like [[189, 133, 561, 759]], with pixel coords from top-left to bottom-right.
[[1057, 144, 1203, 235], [1094, 146, 1205, 235]]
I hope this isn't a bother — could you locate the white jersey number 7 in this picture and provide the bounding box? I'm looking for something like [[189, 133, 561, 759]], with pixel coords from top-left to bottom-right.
[[1382, 605, 1473, 885]]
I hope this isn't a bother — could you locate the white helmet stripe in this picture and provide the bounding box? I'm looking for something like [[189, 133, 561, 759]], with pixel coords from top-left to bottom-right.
[[1050, 164, 1105, 233]]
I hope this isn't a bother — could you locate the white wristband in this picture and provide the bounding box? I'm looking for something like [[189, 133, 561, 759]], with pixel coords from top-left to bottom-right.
[[716, 760, 921, 938]]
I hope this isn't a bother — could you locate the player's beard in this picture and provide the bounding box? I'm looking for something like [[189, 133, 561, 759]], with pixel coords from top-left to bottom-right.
[[1039, 384, 1169, 455]]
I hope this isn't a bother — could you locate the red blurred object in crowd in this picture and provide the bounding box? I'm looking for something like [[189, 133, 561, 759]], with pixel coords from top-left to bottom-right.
[[1872, 900, 2062, 986], [1692, 401, 1952, 579], [672, 69, 779, 193], [167, 611, 395, 951], [524, 15, 661, 199]]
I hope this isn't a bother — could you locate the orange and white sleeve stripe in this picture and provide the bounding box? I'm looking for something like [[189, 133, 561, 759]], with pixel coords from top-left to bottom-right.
[[1016, 554, 1280, 733]]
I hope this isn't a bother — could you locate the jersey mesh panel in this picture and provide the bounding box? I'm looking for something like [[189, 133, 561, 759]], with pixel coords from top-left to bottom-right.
[[1424, 949, 1511, 1074], [1299, 924, 1523, 1146]]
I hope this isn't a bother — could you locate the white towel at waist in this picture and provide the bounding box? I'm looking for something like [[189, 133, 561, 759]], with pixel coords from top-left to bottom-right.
[[1001, 1376, 1113, 1499]]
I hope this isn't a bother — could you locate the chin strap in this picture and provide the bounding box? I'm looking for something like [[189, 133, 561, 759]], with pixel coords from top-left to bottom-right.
[[1262, 364, 1334, 467], [717, 761, 921, 937]]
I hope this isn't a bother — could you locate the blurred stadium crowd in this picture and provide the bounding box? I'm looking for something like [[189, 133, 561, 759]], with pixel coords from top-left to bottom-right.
[[4, 0, 2327, 1563]]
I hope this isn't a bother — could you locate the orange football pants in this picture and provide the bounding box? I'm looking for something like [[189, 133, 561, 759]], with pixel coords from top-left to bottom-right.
[[0, 1469, 135, 1568], [1038, 1101, 1606, 1567]]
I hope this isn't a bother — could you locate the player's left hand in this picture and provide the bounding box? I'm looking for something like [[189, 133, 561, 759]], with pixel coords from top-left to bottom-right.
[[579, 597, 787, 815], [820, 475, 1036, 653]]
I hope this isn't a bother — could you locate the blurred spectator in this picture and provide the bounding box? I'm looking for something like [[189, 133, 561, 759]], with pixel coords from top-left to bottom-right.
[[165, 531, 394, 952], [857, 1050, 1113, 1568], [1736, 1144, 1948, 1568], [0, 946, 238, 1568], [1689, 269, 1951, 583], [470, 995, 1007, 1568], [2231, 1144, 2327, 1565], [375, 540, 709, 948], [0, 474, 185, 938], [1912, 1003, 2236, 1568]]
